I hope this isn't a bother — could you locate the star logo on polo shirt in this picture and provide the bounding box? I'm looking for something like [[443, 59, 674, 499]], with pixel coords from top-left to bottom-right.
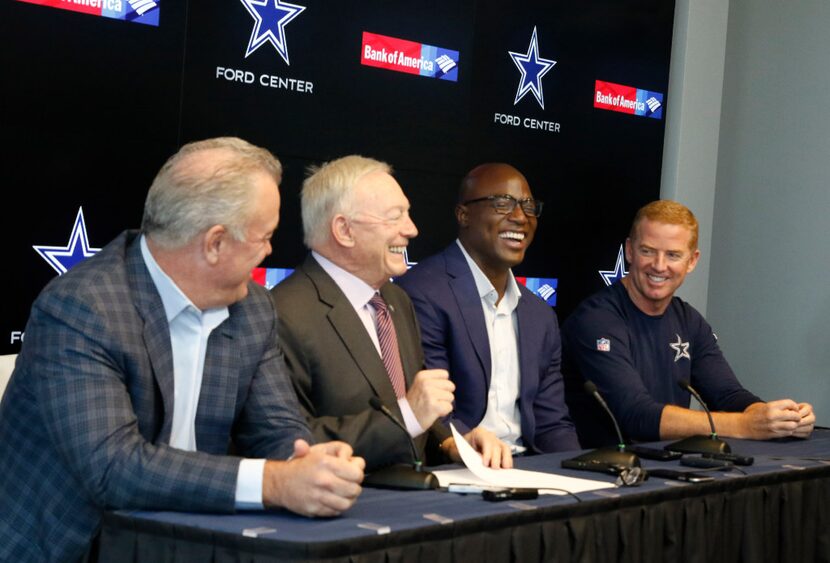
[[33, 207, 101, 276], [240, 0, 306, 65], [669, 334, 691, 362], [508, 26, 556, 109]]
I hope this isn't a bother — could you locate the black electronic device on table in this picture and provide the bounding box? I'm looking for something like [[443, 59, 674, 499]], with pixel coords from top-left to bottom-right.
[[363, 397, 439, 490], [647, 469, 715, 483], [703, 451, 754, 466], [680, 456, 734, 469], [482, 488, 539, 502], [666, 379, 732, 455], [626, 445, 683, 461], [561, 381, 640, 473]]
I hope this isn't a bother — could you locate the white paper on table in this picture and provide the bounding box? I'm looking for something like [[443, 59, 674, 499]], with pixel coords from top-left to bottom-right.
[[432, 423, 615, 495]]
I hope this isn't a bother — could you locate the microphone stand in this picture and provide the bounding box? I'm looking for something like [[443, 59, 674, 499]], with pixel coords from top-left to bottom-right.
[[666, 379, 731, 454], [562, 382, 640, 472], [362, 397, 439, 490]]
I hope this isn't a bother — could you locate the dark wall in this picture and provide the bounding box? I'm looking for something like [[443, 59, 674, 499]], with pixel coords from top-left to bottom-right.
[[0, 0, 674, 354]]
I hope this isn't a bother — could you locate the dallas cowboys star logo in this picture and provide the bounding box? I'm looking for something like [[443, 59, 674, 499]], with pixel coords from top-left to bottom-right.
[[509, 26, 556, 109], [669, 334, 691, 362], [599, 244, 628, 286], [240, 0, 306, 65], [33, 207, 101, 276], [403, 248, 417, 270]]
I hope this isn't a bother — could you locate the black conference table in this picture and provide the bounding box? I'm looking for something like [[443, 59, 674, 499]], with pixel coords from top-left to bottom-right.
[[100, 430, 830, 562]]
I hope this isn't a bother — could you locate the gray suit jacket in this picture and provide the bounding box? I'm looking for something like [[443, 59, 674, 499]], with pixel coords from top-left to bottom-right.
[[0, 231, 311, 563], [271, 255, 450, 471]]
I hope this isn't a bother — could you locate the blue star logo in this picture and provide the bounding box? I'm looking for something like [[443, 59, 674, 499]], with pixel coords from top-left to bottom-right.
[[509, 26, 556, 109], [33, 207, 101, 276], [599, 244, 628, 286], [240, 0, 306, 65], [403, 248, 417, 270]]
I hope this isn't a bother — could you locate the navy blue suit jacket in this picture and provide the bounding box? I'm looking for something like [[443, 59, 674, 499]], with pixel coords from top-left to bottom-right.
[[396, 243, 579, 453], [0, 231, 311, 562]]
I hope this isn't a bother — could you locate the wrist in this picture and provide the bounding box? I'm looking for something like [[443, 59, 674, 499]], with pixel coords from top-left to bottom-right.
[[262, 459, 287, 509]]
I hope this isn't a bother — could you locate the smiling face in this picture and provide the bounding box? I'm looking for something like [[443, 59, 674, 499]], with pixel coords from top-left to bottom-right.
[[456, 164, 537, 283], [347, 170, 418, 288], [622, 217, 700, 316]]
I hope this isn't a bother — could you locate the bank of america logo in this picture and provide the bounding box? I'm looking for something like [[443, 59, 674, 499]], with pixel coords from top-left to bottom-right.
[[516, 276, 558, 306], [252, 267, 294, 289], [594, 80, 664, 120], [435, 54, 457, 74], [361, 32, 460, 82], [128, 0, 157, 15], [15, 0, 159, 25], [538, 284, 555, 300], [646, 97, 661, 113]]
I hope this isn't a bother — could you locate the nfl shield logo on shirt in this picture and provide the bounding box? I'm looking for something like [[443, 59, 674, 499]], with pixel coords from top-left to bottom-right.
[[596, 338, 611, 352]]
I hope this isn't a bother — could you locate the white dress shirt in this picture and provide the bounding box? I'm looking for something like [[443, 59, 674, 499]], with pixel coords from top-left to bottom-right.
[[457, 240, 526, 453]]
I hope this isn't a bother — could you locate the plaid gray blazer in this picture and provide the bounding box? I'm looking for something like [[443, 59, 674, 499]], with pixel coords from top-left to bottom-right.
[[0, 231, 311, 562]]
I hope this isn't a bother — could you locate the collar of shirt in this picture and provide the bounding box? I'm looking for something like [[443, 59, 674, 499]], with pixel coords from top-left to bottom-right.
[[456, 239, 521, 312], [140, 235, 229, 328], [312, 250, 378, 310]]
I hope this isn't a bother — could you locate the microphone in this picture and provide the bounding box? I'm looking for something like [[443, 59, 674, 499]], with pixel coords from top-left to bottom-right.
[[363, 397, 439, 490], [561, 381, 639, 473], [584, 381, 627, 452], [665, 379, 731, 455]]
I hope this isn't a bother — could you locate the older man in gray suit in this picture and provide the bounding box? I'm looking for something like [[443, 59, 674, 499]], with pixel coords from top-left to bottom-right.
[[0, 138, 364, 563], [271, 156, 510, 472]]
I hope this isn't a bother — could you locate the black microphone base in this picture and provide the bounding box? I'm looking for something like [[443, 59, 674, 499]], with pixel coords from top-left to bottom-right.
[[568, 447, 640, 469], [666, 435, 731, 455], [363, 464, 439, 490]]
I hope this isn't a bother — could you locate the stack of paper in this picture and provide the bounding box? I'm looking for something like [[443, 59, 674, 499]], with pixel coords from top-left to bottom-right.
[[433, 425, 616, 495]]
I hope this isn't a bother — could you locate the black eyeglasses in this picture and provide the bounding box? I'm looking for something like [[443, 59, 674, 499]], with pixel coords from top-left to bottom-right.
[[461, 194, 544, 218]]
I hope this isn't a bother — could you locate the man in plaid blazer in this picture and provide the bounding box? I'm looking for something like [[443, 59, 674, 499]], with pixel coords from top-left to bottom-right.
[[0, 138, 364, 562]]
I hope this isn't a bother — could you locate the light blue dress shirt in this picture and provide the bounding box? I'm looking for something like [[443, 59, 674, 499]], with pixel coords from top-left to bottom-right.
[[141, 236, 265, 509]]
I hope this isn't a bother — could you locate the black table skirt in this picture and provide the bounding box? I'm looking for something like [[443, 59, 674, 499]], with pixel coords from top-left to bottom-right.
[[100, 463, 830, 563]]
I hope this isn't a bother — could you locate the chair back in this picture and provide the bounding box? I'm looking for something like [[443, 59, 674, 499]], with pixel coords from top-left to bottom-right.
[[0, 354, 18, 399]]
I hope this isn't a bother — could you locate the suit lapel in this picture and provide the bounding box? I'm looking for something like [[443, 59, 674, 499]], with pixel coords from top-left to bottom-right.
[[196, 315, 237, 454], [445, 244, 492, 388], [302, 257, 400, 408], [126, 236, 176, 443], [515, 291, 536, 398]]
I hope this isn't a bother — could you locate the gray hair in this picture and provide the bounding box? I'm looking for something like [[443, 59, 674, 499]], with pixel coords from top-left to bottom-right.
[[141, 137, 282, 248], [301, 155, 391, 249]]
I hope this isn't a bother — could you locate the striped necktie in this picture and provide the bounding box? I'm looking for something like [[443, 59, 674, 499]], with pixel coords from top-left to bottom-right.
[[369, 293, 407, 399]]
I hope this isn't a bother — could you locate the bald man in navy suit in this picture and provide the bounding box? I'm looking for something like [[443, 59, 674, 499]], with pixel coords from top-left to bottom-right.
[[398, 163, 579, 459]]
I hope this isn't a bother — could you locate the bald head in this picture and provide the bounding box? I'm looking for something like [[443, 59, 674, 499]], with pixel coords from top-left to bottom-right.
[[458, 163, 529, 204], [455, 162, 537, 291]]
